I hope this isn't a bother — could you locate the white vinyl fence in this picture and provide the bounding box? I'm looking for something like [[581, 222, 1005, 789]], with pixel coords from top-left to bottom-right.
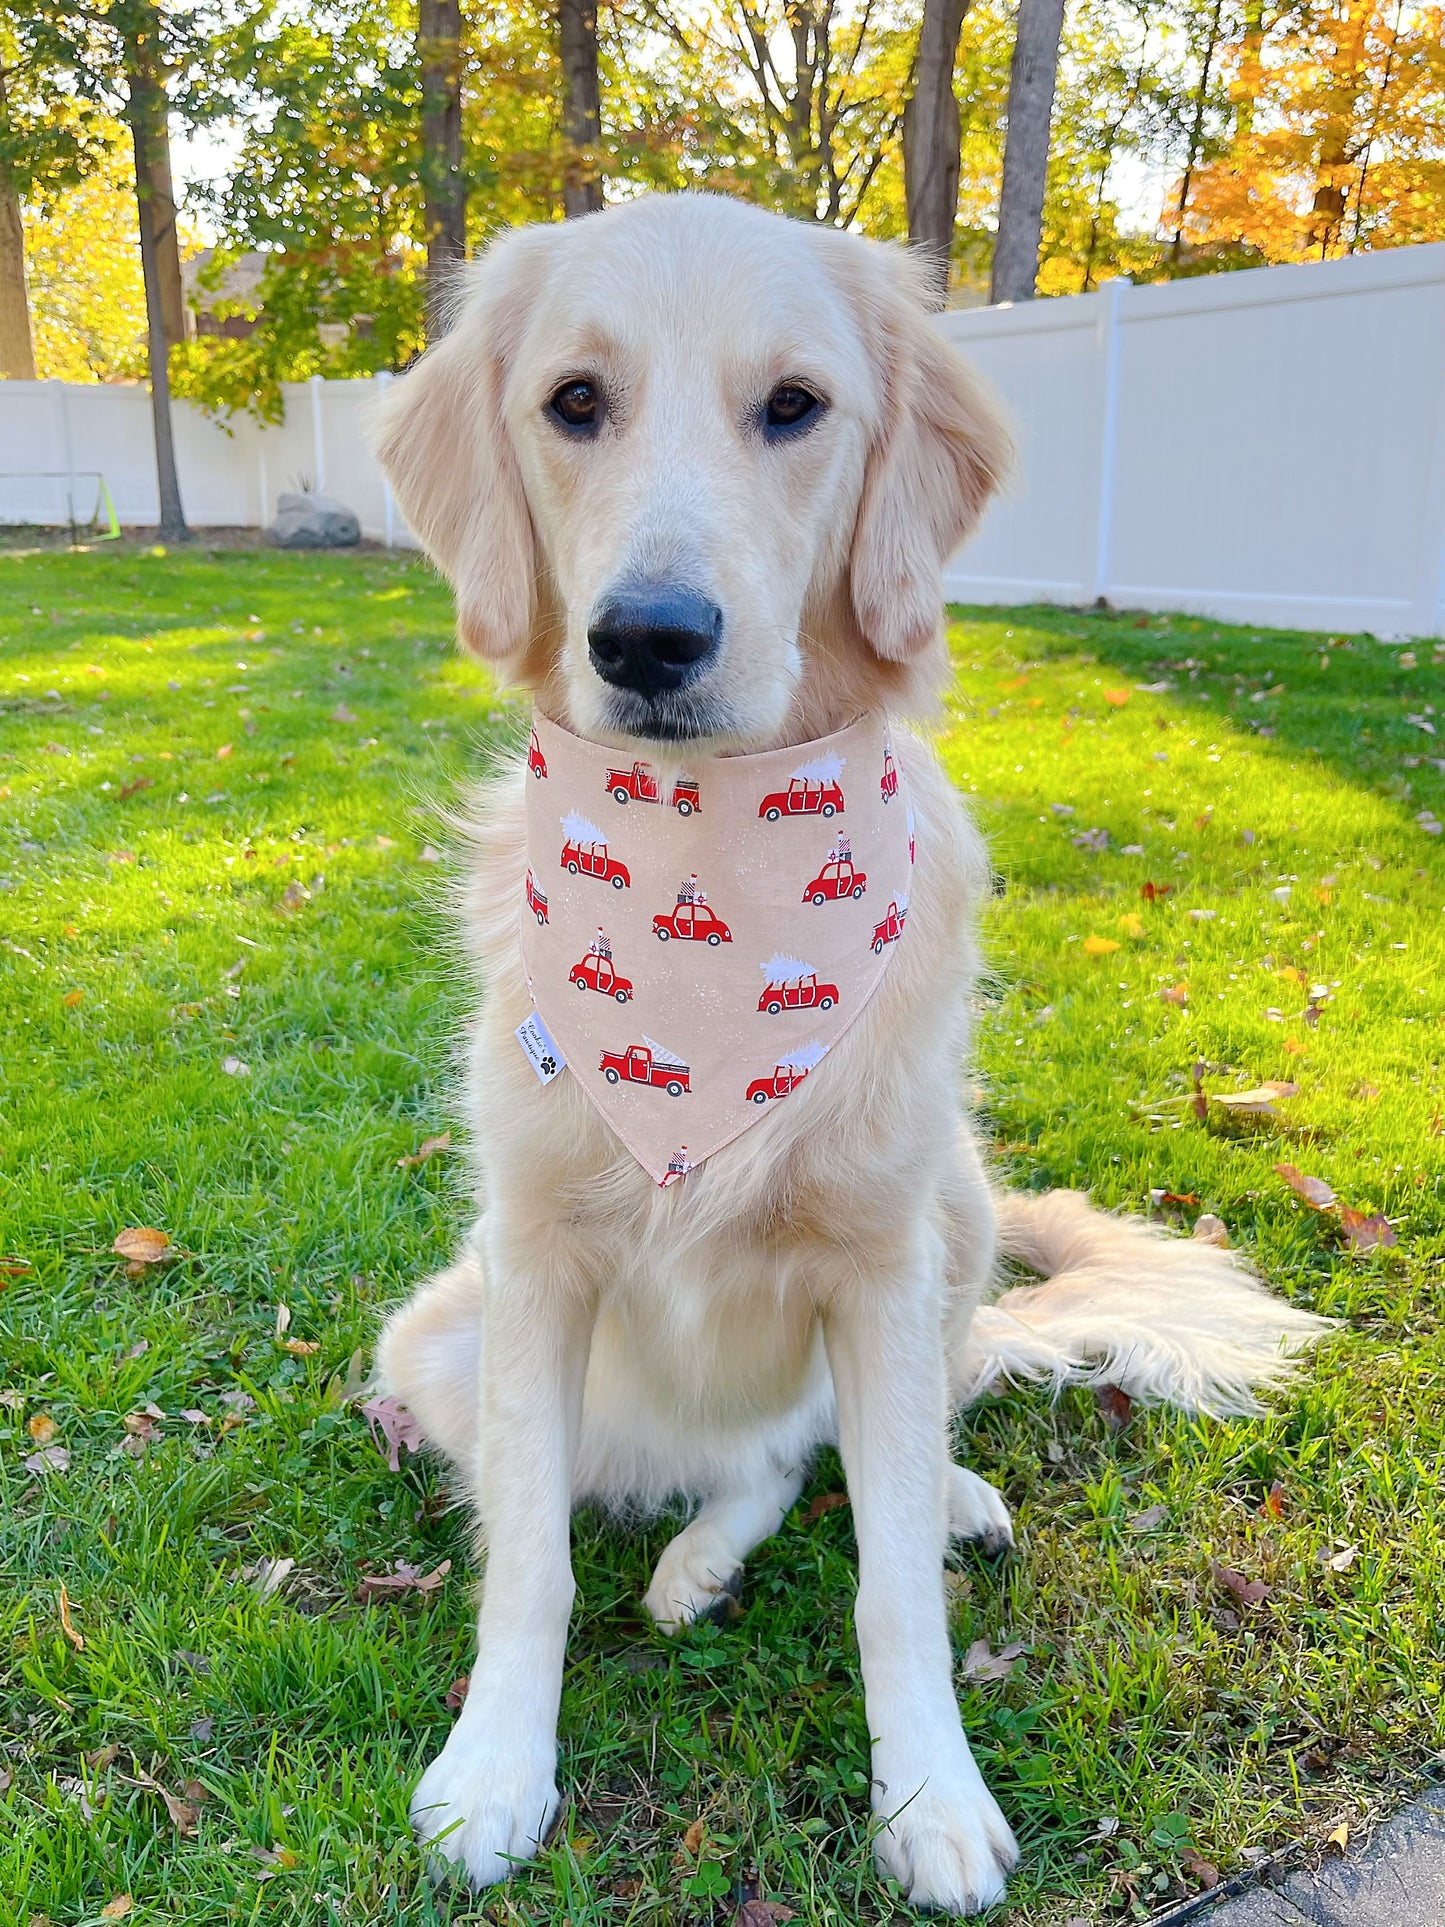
[[2, 241, 1443, 636], [938, 241, 1445, 638], [0, 372, 406, 547]]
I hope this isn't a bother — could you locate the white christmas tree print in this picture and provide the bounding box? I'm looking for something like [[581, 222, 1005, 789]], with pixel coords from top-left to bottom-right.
[[642, 1034, 688, 1068], [561, 811, 610, 846], [779, 1041, 829, 1071], [791, 754, 845, 783], [760, 953, 816, 982]]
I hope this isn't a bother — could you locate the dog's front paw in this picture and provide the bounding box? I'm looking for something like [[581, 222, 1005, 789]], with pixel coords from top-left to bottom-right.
[[643, 1526, 743, 1632], [411, 1720, 560, 1889], [872, 1771, 1018, 1915]]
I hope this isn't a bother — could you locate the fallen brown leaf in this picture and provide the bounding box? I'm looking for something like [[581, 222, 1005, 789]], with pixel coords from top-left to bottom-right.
[[1261, 1480, 1285, 1521], [1082, 934, 1121, 956], [1096, 1384, 1133, 1430], [133, 1764, 200, 1835], [1276, 1163, 1336, 1209], [1340, 1208, 1396, 1252], [99, 1899, 134, 1921], [244, 1555, 295, 1597], [734, 1902, 796, 1926], [963, 1637, 1026, 1683], [1140, 880, 1173, 901], [1213, 1081, 1298, 1114], [23, 1445, 70, 1474], [360, 1393, 424, 1471], [1192, 1213, 1230, 1247], [1212, 1560, 1270, 1607], [397, 1131, 451, 1170], [62, 989, 84, 1008], [1103, 689, 1130, 707], [1129, 1502, 1169, 1533], [215, 743, 233, 760], [355, 1559, 451, 1602], [118, 775, 152, 800], [444, 1674, 469, 1711], [1327, 1820, 1350, 1853], [802, 1491, 850, 1523], [1159, 983, 1189, 1006], [1181, 1848, 1221, 1889], [85, 1743, 120, 1771], [113, 1226, 171, 1265], [281, 1338, 320, 1356], [59, 1583, 84, 1651], [27, 1412, 57, 1445], [682, 1818, 706, 1857]]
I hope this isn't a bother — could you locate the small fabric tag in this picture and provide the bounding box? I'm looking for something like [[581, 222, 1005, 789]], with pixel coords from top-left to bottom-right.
[[515, 1009, 566, 1084]]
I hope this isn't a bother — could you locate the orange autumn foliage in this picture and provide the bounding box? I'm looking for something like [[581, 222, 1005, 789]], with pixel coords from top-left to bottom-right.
[[1179, 2, 1445, 265]]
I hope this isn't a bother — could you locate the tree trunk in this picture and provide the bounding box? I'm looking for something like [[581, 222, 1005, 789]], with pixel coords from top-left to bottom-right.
[[126, 23, 189, 540], [990, 0, 1065, 305], [419, 0, 466, 341], [1171, 0, 1225, 263], [559, 0, 603, 216], [902, 0, 972, 304], [120, 30, 186, 347], [0, 73, 37, 381]]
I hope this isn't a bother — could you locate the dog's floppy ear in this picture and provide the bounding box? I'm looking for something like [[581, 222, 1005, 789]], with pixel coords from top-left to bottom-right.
[[846, 248, 1014, 663], [374, 226, 553, 660]]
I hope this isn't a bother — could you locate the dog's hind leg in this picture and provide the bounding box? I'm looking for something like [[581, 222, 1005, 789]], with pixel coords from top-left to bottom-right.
[[643, 1461, 805, 1633], [375, 1246, 485, 1479], [946, 1463, 1013, 1555]]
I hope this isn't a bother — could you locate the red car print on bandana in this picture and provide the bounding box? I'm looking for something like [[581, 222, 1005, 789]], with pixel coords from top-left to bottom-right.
[[757, 955, 839, 1014], [803, 834, 866, 904], [560, 813, 631, 889], [759, 754, 845, 821]]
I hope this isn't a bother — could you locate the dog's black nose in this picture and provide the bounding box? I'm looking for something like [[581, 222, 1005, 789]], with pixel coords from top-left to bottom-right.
[[588, 585, 722, 697]]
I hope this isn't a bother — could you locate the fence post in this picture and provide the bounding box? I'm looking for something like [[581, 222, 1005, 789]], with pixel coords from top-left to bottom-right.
[[1088, 276, 1128, 607], [375, 370, 395, 548], [310, 375, 326, 494], [51, 380, 77, 535]]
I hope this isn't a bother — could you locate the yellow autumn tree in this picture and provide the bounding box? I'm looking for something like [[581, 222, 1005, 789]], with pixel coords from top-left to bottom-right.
[[1181, 1, 1445, 264], [23, 123, 148, 381]]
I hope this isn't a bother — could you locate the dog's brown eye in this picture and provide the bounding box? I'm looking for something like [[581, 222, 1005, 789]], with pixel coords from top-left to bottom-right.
[[549, 379, 600, 431], [764, 383, 822, 434]]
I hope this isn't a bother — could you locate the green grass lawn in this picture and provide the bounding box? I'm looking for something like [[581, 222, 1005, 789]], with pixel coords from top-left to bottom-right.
[[2, 541, 1442, 1926]]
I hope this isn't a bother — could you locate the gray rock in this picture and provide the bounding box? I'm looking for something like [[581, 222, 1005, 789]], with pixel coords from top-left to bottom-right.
[[268, 491, 360, 550]]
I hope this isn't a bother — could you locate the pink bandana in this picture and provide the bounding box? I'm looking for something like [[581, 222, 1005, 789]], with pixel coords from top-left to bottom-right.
[[518, 710, 915, 1185]]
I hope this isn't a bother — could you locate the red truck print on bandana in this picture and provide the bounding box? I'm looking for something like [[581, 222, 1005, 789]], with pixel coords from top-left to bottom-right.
[[606, 758, 700, 815], [599, 1037, 691, 1096]]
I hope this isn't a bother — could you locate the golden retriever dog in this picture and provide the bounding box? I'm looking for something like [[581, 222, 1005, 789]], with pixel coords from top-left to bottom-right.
[[373, 192, 1326, 1915]]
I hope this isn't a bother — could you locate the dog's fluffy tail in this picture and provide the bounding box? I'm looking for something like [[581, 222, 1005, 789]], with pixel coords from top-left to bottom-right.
[[956, 1189, 1331, 1418]]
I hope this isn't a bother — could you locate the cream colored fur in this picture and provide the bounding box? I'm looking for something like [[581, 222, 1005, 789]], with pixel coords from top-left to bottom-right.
[[372, 192, 1327, 1915]]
